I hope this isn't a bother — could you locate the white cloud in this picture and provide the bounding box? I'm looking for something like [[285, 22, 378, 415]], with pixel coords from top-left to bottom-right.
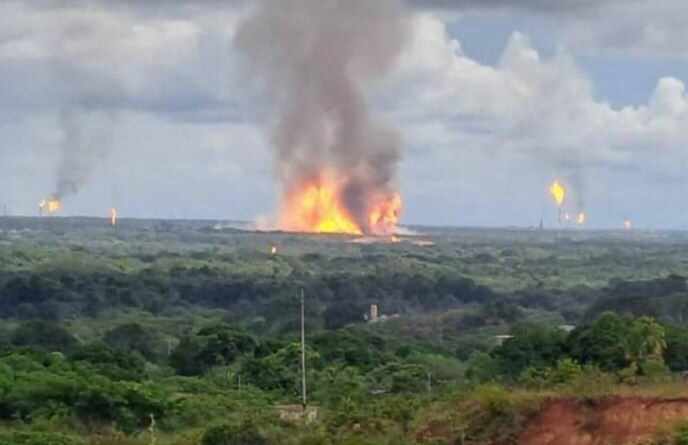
[[558, 0, 688, 58], [389, 14, 688, 176], [0, 1, 244, 113], [410, 0, 688, 59]]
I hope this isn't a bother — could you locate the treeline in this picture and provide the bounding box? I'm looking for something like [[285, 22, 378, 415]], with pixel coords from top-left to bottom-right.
[[0, 266, 507, 326], [4, 231, 688, 335], [468, 312, 688, 388], [4, 259, 688, 331]]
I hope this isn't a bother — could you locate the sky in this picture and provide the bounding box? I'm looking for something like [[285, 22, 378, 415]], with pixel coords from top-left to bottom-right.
[[0, 0, 687, 229]]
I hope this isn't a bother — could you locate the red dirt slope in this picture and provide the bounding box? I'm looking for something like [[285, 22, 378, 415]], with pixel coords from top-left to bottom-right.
[[518, 396, 688, 445]]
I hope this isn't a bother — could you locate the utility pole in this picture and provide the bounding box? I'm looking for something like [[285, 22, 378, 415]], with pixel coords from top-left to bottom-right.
[[300, 288, 307, 410]]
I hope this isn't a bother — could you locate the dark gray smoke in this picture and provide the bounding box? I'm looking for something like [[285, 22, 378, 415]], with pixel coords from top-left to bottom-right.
[[51, 105, 116, 201], [234, 0, 412, 233]]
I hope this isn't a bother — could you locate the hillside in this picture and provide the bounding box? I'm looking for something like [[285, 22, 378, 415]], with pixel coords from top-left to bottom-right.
[[520, 396, 688, 445]]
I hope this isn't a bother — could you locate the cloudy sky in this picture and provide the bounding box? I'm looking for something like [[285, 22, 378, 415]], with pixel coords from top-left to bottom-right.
[[1, 0, 687, 229]]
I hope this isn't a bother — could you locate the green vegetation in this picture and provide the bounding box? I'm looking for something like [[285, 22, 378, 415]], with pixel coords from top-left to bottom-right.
[[3, 217, 688, 443]]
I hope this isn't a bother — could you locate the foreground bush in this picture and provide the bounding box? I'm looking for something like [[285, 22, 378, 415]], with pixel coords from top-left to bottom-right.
[[0, 431, 83, 445], [202, 423, 267, 445]]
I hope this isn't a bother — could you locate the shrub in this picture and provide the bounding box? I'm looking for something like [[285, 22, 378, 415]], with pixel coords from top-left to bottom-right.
[[0, 431, 83, 445], [676, 426, 688, 445], [549, 358, 583, 386], [202, 423, 267, 445]]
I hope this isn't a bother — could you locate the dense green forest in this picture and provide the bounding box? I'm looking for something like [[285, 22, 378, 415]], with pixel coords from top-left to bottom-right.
[[3, 217, 688, 444]]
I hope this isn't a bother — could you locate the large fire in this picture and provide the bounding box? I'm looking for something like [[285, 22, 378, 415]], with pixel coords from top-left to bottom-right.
[[39, 198, 62, 214], [279, 174, 401, 235]]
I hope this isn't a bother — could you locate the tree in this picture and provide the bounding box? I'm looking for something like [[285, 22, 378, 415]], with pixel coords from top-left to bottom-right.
[[11, 321, 78, 354], [465, 351, 500, 383], [240, 343, 319, 396], [568, 313, 668, 376], [170, 335, 205, 376], [311, 365, 365, 406], [624, 316, 667, 374], [70, 343, 146, 381], [202, 423, 266, 445], [493, 324, 567, 377], [323, 302, 365, 330], [567, 313, 632, 371], [170, 326, 258, 376], [104, 323, 161, 361], [665, 326, 688, 371]]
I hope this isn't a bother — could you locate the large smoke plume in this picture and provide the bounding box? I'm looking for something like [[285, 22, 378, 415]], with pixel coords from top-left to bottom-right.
[[234, 0, 411, 233], [52, 106, 116, 201]]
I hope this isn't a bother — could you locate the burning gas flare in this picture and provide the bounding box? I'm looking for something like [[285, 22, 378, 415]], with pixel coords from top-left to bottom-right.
[[109, 208, 118, 227], [270, 245, 278, 256], [279, 173, 401, 235], [576, 212, 586, 226], [624, 220, 633, 230], [549, 180, 566, 207], [39, 198, 62, 214]]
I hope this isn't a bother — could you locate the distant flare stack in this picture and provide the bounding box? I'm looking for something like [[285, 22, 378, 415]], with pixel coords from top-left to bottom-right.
[[549, 180, 566, 223], [39, 198, 62, 216]]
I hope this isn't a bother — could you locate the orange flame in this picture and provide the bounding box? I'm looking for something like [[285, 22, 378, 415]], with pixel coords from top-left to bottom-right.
[[270, 245, 278, 256], [110, 208, 118, 226], [576, 212, 586, 225], [39, 198, 62, 214], [279, 173, 401, 235], [369, 193, 402, 235]]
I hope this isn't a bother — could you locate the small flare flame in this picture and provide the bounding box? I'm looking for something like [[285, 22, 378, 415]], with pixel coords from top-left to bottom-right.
[[270, 245, 278, 256], [110, 208, 118, 227], [279, 172, 401, 235], [549, 180, 566, 207], [39, 198, 62, 214], [576, 212, 586, 226], [563, 213, 571, 222], [624, 220, 633, 230]]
